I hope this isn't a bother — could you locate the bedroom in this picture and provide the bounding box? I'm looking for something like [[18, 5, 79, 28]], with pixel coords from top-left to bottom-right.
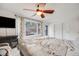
[[0, 3, 79, 56]]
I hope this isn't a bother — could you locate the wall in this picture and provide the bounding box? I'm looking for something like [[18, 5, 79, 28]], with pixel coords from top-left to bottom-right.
[[0, 9, 15, 18], [0, 9, 16, 36], [48, 20, 79, 40], [47, 4, 79, 40]]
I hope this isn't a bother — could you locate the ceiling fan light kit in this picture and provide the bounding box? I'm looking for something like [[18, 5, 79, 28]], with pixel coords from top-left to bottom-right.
[[41, 14, 45, 18], [37, 11, 43, 16]]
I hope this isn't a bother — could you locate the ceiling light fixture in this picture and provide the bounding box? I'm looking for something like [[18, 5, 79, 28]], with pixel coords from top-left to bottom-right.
[[37, 11, 43, 16]]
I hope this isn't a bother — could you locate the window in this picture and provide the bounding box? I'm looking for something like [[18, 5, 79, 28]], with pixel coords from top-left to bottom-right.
[[25, 19, 41, 36], [26, 21, 37, 36], [45, 25, 48, 36]]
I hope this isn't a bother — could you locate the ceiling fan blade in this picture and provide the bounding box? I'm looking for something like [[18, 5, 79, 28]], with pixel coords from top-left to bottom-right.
[[42, 10, 55, 14], [24, 9, 36, 12]]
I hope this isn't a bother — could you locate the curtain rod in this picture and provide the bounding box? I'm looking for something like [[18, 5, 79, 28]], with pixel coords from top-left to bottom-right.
[[15, 14, 43, 22]]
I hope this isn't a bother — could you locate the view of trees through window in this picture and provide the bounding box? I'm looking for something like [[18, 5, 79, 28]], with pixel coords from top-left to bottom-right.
[[26, 20, 41, 36]]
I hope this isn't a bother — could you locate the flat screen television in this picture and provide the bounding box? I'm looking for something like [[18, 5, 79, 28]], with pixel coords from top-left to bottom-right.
[[0, 16, 15, 28]]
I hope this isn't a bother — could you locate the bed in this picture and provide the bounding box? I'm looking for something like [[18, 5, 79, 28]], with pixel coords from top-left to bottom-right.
[[18, 37, 79, 56]]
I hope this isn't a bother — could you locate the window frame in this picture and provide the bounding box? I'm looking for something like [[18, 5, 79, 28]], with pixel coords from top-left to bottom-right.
[[23, 18, 42, 38]]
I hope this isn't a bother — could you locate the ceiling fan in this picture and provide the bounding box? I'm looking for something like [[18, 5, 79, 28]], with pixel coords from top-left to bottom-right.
[[24, 3, 55, 18]]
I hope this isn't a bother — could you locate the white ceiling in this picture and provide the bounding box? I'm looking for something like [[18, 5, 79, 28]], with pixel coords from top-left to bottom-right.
[[0, 3, 79, 23]]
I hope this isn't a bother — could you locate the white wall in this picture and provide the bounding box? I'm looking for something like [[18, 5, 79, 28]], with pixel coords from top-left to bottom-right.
[[0, 9, 15, 18], [48, 23, 62, 39], [48, 20, 79, 40], [47, 4, 79, 40], [0, 9, 16, 36]]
